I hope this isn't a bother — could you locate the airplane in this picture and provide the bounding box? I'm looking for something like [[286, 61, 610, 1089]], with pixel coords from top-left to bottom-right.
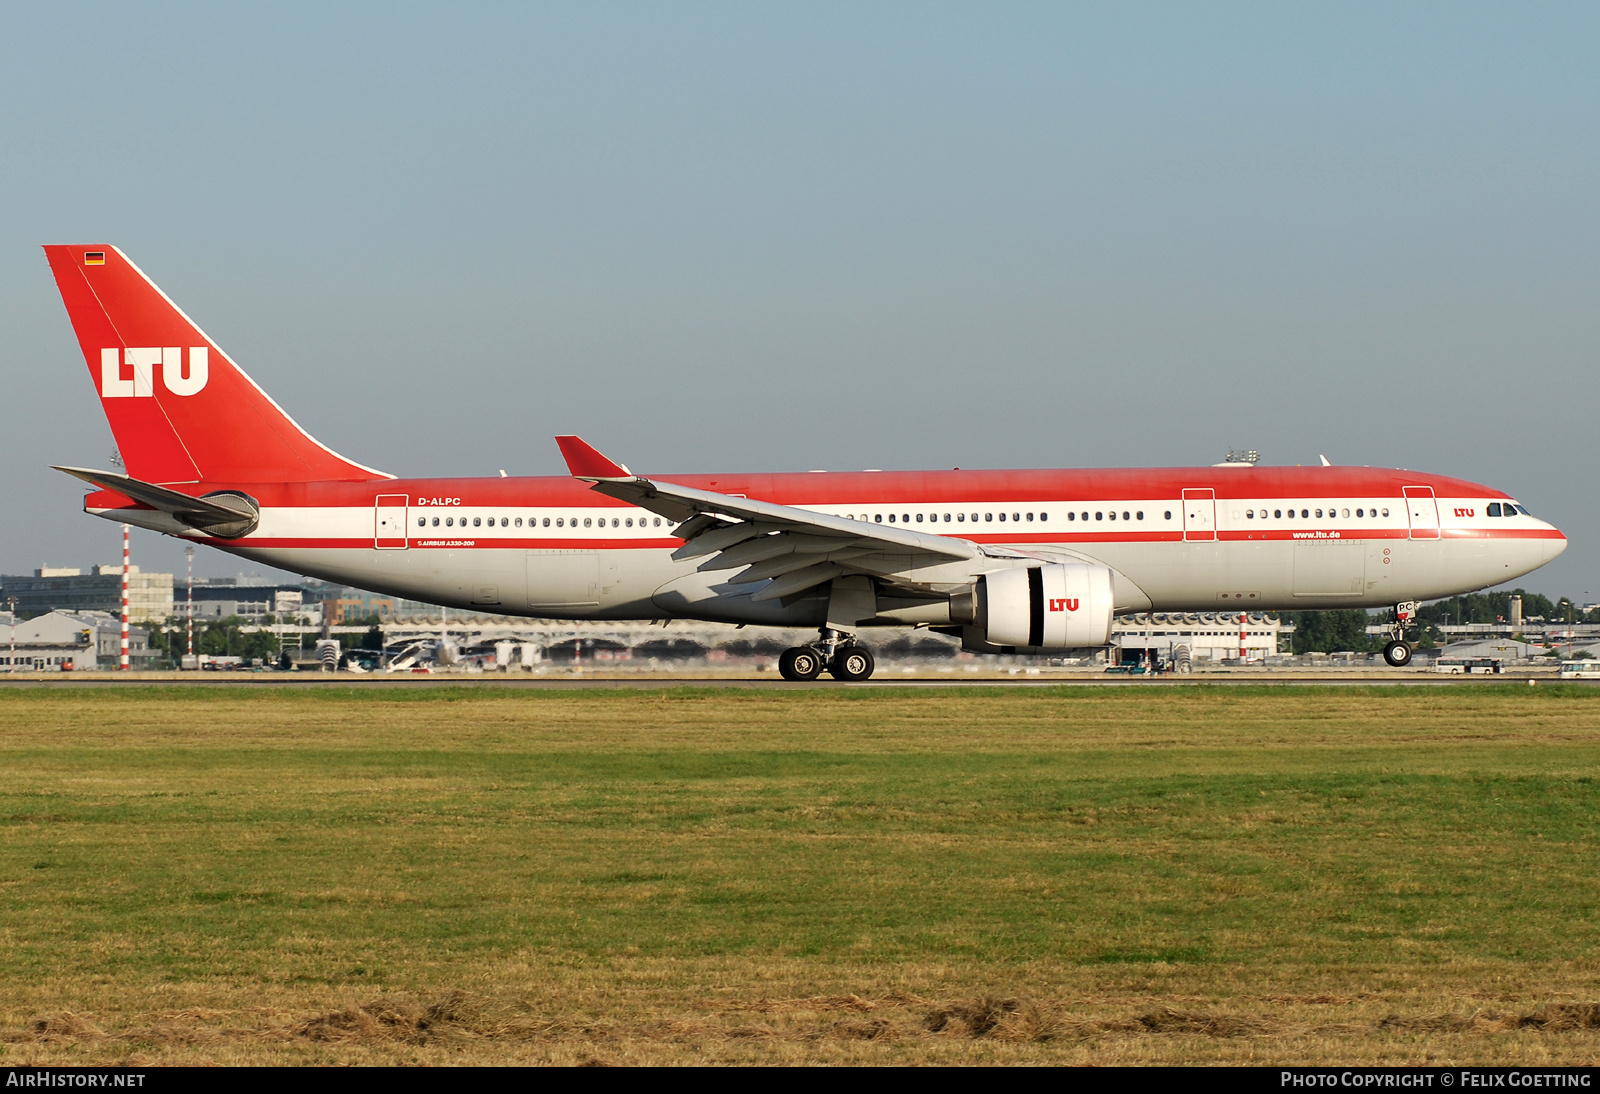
[[41, 245, 1568, 680]]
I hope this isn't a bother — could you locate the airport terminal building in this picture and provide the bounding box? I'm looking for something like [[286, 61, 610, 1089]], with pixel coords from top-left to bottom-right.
[[1111, 612, 1284, 663]]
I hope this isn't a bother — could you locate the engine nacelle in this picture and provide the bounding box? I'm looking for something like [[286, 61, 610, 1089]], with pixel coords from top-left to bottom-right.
[[959, 563, 1114, 652]]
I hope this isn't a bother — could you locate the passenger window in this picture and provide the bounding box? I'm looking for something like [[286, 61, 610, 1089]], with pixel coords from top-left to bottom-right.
[[985, 513, 993, 522], [1026, 512, 1034, 522], [625, 517, 633, 527], [654, 518, 662, 526], [1487, 503, 1502, 517], [473, 517, 481, 527], [998, 513, 1007, 522], [1108, 511, 1116, 521], [944, 513, 952, 522], [431, 517, 440, 527], [875, 514, 883, 523], [1301, 509, 1309, 518], [1246, 509, 1253, 518], [903, 514, 910, 523], [1012, 513, 1020, 522], [445, 517, 454, 527], [1164, 511, 1171, 520], [1122, 511, 1129, 521], [612, 518, 619, 528], [1341, 509, 1349, 518], [971, 513, 979, 522], [1355, 509, 1363, 518], [1040, 512, 1048, 522], [1381, 508, 1389, 517], [417, 517, 425, 527], [957, 513, 965, 522], [1096, 512, 1103, 521], [916, 514, 923, 522], [888, 514, 896, 523], [584, 518, 592, 528], [1314, 509, 1322, 519], [1068, 512, 1076, 521], [1136, 511, 1143, 520]]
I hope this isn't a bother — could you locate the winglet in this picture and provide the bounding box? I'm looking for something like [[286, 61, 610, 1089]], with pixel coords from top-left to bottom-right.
[[555, 436, 632, 479]]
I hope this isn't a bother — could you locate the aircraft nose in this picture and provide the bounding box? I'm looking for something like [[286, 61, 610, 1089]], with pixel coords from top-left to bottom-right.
[[1545, 529, 1569, 563]]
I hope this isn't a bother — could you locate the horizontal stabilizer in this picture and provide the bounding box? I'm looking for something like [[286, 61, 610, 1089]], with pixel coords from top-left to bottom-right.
[[54, 466, 260, 539]]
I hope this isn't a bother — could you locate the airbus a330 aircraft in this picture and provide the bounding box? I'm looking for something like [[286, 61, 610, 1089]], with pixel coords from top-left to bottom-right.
[[43, 246, 1567, 680]]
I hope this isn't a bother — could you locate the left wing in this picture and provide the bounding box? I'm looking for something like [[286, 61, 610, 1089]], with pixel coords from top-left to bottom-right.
[[555, 436, 986, 601]]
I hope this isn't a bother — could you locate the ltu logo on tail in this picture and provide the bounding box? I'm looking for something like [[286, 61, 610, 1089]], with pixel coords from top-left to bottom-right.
[[1048, 598, 1079, 612], [100, 347, 208, 398]]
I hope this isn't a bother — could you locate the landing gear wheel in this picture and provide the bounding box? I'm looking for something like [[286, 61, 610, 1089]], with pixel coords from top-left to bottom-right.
[[1383, 640, 1413, 668], [778, 646, 825, 681], [828, 644, 876, 682]]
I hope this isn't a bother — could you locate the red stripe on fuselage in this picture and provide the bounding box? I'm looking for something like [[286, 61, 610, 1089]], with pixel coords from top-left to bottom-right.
[[150, 526, 1563, 551]]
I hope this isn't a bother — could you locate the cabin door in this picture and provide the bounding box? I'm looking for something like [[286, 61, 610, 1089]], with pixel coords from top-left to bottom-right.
[[1403, 486, 1440, 540], [375, 494, 409, 549], [1182, 488, 1216, 541]]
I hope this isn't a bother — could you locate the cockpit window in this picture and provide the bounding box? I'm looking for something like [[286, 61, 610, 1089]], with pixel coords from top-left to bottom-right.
[[1487, 502, 1502, 517]]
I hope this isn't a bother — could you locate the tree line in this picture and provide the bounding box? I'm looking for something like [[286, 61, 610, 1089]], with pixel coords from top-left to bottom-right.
[[1279, 588, 1598, 655]]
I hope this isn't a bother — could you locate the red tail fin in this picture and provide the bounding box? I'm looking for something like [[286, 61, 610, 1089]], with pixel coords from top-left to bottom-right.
[[43, 245, 387, 484]]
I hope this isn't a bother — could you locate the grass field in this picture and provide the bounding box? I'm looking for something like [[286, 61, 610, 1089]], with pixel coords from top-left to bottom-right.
[[2, 684, 1599, 1065]]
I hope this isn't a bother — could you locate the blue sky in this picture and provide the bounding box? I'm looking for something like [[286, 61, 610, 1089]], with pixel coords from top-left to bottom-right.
[[2, 2, 1596, 598]]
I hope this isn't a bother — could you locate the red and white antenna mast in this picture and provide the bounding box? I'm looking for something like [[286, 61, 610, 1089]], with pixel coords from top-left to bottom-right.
[[186, 544, 194, 663], [120, 524, 130, 671]]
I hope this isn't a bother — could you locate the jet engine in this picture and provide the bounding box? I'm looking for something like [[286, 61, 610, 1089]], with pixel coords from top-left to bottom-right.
[[950, 563, 1115, 653]]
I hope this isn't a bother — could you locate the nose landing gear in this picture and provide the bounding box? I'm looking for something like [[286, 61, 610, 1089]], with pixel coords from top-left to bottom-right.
[[1383, 601, 1419, 667]]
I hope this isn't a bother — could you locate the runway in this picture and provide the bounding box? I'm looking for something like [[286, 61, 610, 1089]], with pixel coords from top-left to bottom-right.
[[0, 670, 1580, 688]]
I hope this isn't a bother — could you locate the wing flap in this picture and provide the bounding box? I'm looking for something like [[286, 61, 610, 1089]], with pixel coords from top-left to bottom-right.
[[748, 561, 845, 603]]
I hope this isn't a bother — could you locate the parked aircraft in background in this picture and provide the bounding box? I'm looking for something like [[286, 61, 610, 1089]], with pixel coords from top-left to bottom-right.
[[43, 246, 1567, 679]]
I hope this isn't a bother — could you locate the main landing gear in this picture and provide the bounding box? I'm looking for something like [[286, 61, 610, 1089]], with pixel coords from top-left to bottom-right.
[[1382, 601, 1419, 668], [778, 629, 876, 682]]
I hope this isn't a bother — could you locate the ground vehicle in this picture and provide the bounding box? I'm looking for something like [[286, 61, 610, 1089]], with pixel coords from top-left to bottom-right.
[[1434, 657, 1504, 674], [1558, 660, 1600, 680]]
